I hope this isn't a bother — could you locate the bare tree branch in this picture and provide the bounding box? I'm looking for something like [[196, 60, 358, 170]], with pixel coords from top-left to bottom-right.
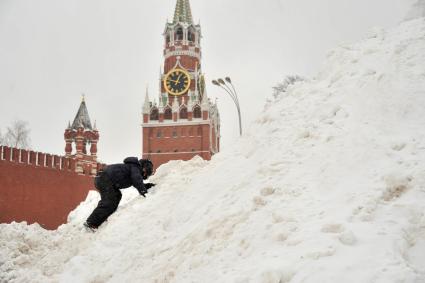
[[4, 120, 31, 149]]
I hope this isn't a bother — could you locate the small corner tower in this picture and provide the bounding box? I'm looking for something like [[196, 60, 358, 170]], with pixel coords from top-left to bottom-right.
[[64, 96, 99, 175], [142, 0, 220, 169]]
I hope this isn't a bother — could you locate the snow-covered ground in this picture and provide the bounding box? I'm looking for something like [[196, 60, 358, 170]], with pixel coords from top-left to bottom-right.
[[1, 16, 425, 283]]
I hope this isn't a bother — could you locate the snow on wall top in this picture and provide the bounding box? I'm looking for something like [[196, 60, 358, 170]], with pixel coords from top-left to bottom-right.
[[1, 18, 425, 283]]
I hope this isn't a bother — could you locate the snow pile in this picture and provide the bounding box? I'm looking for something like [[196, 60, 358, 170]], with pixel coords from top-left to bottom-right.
[[1, 18, 425, 283], [405, 0, 425, 21]]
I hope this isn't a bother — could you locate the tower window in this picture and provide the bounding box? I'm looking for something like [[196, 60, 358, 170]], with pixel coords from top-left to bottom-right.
[[164, 107, 172, 120], [156, 130, 162, 138], [188, 31, 195, 42], [150, 108, 159, 120], [180, 106, 188, 119], [172, 129, 178, 138], [193, 105, 201, 118], [175, 27, 183, 41]]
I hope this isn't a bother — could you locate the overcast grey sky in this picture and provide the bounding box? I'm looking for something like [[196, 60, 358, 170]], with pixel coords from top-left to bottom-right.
[[0, 0, 413, 163]]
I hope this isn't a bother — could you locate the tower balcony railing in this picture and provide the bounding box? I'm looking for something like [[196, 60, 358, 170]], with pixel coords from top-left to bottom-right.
[[165, 40, 198, 48]]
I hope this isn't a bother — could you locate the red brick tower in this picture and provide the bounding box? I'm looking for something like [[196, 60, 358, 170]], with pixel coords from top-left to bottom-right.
[[64, 96, 99, 175], [142, 0, 220, 169]]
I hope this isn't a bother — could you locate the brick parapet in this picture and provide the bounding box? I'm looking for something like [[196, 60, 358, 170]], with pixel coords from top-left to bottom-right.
[[0, 145, 95, 176]]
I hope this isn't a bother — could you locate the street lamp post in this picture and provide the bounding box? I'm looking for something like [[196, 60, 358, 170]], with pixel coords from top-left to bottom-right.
[[212, 77, 242, 136]]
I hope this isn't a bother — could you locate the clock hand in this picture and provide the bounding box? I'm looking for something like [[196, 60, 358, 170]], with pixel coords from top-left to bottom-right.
[[167, 79, 179, 84], [171, 75, 182, 82], [166, 73, 186, 85]]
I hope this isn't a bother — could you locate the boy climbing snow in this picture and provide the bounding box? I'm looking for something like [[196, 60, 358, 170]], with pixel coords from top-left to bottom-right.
[[84, 157, 154, 231]]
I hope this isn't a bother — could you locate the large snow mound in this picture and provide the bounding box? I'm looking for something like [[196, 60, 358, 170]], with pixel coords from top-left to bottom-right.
[[1, 18, 425, 283]]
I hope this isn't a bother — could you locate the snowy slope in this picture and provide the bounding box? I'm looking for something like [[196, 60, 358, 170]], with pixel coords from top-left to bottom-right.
[[405, 0, 425, 21], [1, 18, 425, 283]]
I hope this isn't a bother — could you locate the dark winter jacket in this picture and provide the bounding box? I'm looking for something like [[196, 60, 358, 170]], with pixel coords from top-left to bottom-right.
[[103, 157, 146, 195]]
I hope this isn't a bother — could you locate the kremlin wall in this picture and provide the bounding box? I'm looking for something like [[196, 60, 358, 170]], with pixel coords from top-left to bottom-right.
[[0, 146, 97, 230]]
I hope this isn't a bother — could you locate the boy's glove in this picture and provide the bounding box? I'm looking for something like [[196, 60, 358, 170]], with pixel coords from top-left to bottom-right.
[[139, 183, 155, 197], [139, 188, 148, 197], [144, 183, 156, 190]]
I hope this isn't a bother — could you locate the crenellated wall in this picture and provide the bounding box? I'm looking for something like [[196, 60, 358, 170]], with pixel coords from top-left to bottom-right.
[[0, 145, 99, 230]]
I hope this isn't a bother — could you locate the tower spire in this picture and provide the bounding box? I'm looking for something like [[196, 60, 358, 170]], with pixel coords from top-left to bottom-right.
[[143, 85, 151, 114], [173, 0, 193, 24], [71, 97, 93, 130]]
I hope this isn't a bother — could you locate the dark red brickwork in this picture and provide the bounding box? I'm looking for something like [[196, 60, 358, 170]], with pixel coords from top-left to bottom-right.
[[0, 146, 95, 230], [143, 124, 212, 169], [164, 55, 199, 75], [149, 152, 211, 169]]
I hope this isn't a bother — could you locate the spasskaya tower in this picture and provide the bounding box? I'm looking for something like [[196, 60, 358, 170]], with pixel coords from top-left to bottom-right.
[[142, 0, 220, 169]]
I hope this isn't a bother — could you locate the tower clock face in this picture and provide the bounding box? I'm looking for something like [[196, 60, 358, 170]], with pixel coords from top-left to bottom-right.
[[164, 68, 191, 96]]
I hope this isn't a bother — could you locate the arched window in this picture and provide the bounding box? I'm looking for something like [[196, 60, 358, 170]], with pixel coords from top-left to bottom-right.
[[150, 107, 159, 120], [175, 27, 183, 41], [180, 106, 188, 119], [172, 129, 178, 138], [197, 127, 202, 136], [164, 107, 172, 120], [189, 127, 194, 136], [156, 130, 162, 138], [193, 105, 201, 118], [188, 30, 195, 42]]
